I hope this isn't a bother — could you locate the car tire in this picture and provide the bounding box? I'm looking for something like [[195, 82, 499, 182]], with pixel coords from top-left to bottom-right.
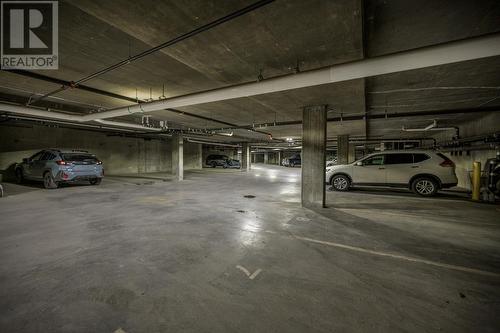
[[43, 172, 58, 189], [412, 177, 438, 197], [211, 162, 217, 168], [290, 162, 295, 167], [15, 168, 24, 184], [331, 174, 350, 191], [223, 164, 227, 169], [90, 178, 102, 185]]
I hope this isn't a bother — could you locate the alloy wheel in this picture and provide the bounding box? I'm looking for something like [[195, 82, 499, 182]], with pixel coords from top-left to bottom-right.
[[333, 177, 348, 190], [415, 180, 435, 195]]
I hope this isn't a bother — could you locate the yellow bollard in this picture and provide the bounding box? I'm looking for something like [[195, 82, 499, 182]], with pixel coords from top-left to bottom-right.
[[471, 161, 481, 201]]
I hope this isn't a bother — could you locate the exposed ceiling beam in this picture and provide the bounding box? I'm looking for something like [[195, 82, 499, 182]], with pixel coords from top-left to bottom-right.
[[47, 32, 499, 121], [208, 105, 500, 130]]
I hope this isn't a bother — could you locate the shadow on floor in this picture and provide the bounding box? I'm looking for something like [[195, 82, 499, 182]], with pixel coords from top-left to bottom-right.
[[327, 186, 471, 201]]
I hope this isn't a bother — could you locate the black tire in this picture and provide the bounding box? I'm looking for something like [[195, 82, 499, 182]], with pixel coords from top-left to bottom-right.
[[43, 172, 58, 189], [223, 164, 227, 169], [331, 174, 350, 191], [290, 162, 295, 167], [15, 168, 24, 184], [90, 178, 102, 185], [211, 162, 217, 168], [411, 177, 438, 197]]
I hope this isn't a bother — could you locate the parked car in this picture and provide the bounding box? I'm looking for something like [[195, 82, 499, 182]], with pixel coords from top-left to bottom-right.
[[206, 154, 230, 168], [282, 154, 301, 167], [326, 150, 458, 196], [326, 159, 337, 169], [223, 159, 241, 169], [15, 149, 104, 189]]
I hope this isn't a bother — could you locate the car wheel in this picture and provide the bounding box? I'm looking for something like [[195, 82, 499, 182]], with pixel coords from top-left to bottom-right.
[[15, 168, 24, 184], [223, 164, 228, 169], [43, 172, 58, 189], [412, 177, 438, 197], [89, 178, 102, 185], [211, 162, 217, 168], [290, 162, 295, 167], [331, 174, 350, 191]]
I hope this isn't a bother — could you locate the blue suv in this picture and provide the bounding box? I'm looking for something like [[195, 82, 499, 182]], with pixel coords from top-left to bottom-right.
[[15, 149, 104, 189]]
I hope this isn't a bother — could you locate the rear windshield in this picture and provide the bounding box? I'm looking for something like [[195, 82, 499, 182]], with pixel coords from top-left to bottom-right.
[[61, 153, 99, 163]]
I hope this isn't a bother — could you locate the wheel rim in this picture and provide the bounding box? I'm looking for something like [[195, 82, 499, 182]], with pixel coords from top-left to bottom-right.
[[415, 180, 434, 195], [333, 177, 348, 190]]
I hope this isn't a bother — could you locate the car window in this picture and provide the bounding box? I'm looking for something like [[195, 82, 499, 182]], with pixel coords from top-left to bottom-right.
[[29, 151, 44, 160], [363, 155, 384, 165], [40, 152, 55, 161], [385, 153, 413, 165], [413, 153, 430, 163]]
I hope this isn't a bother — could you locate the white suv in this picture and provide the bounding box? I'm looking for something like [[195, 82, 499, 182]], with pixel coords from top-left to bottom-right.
[[326, 150, 458, 196]]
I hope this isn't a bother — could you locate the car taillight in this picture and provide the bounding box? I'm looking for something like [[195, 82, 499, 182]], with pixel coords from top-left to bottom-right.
[[96, 160, 102, 165], [439, 159, 455, 167], [56, 160, 69, 165]]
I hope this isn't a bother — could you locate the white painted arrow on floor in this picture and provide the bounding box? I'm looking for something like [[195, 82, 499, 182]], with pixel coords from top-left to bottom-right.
[[236, 265, 262, 280]]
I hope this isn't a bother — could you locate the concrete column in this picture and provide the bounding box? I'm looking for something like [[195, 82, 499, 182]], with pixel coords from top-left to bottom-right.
[[264, 152, 269, 164], [301, 105, 327, 208], [348, 143, 356, 163], [337, 135, 349, 165], [172, 134, 184, 180], [241, 142, 250, 171], [277, 151, 281, 165]]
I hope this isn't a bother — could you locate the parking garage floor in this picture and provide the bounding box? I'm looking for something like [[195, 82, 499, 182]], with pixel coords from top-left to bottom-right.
[[0, 165, 499, 332]]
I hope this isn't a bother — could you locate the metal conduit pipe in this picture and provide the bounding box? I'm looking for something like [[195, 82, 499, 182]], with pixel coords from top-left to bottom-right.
[[0, 103, 164, 131], [186, 138, 240, 147], [27, 0, 276, 105], [93, 119, 163, 131], [402, 120, 459, 138]]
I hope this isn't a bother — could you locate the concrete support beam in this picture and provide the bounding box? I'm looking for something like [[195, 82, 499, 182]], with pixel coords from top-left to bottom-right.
[[241, 143, 250, 171], [348, 143, 356, 163], [337, 135, 349, 165], [301, 105, 327, 208], [172, 134, 184, 181], [277, 151, 281, 165], [264, 152, 269, 164]]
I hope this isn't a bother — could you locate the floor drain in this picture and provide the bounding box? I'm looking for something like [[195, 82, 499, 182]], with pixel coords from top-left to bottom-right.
[[243, 195, 256, 198]]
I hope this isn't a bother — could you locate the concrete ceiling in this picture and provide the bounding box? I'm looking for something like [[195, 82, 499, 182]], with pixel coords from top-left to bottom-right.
[[0, 0, 499, 144]]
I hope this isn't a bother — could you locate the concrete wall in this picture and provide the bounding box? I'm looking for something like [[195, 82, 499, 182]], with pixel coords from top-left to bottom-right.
[[183, 141, 202, 170], [0, 124, 182, 181]]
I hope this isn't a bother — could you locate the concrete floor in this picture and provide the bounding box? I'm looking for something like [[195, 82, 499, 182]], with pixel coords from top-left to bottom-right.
[[0, 164, 499, 332]]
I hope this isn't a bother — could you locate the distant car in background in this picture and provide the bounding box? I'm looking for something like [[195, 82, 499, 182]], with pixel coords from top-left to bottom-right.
[[282, 154, 301, 167], [326, 150, 458, 197], [223, 159, 241, 169], [326, 159, 337, 171], [15, 149, 104, 189], [206, 154, 230, 168]]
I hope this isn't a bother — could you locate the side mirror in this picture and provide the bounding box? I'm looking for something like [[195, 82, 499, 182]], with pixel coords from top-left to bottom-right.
[[355, 161, 363, 166], [22, 158, 29, 163]]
